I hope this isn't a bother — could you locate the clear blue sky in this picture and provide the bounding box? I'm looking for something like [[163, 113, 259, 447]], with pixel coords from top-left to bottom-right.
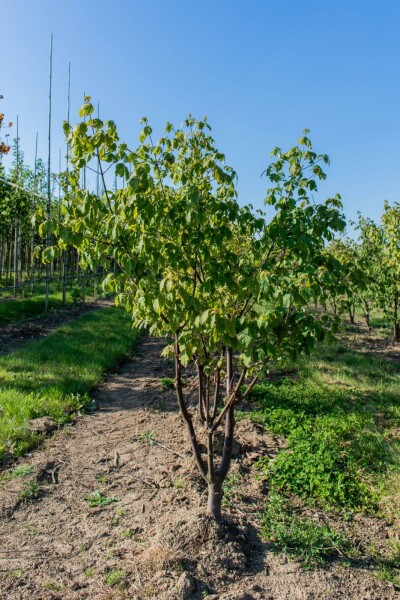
[[1, 0, 399, 224]]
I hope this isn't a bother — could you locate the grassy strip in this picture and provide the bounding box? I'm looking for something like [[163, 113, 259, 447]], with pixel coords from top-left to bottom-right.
[[246, 339, 400, 513], [0, 291, 77, 326], [0, 307, 140, 461]]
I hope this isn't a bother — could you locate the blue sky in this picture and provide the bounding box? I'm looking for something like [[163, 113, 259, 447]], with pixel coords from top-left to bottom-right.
[[1, 0, 399, 224]]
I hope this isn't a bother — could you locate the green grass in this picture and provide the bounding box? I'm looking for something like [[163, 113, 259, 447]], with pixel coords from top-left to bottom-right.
[[247, 339, 400, 513], [0, 464, 33, 481], [0, 276, 103, 325], [0, 307, 140, 461], [261, 492, 352, 567], [0, 291, 76, 326], [104, 569, 128, 587], [160, 376, 175, 389]]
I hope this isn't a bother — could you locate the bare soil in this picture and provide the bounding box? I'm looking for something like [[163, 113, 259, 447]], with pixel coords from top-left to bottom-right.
[[341, 322, 400, 363], [0, 337, 398, 599]]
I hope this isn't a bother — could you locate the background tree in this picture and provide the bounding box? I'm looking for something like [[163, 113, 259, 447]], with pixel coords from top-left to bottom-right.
[[46, 101, 345, 518], [325, 238, 366, 324], [357, 204, 400, 343]]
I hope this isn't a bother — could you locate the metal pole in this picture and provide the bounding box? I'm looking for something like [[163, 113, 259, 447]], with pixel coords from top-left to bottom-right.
[[31, 132, 38, 290], [13, 115, 19, 298], [45, 33, 53, 313]]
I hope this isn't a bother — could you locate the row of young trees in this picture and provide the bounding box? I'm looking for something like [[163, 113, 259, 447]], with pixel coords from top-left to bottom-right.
[[0, 106, 98, 303], [325, 203, 400, 342]]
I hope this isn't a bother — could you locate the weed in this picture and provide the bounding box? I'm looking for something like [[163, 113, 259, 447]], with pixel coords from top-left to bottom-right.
[[1, 464, 33, 481], [260, 492, 352, 567], [43, 581, 61, 592], [71, 287, 83, 305], [160, 377, 175, 389], [173, 478, 186, 489], [222, 472, 241, 507], [115, 508, 127, 517], [139, 430, 155, 444], [84, 490, 120, 508], [154, 400, 166, 411], [369, 540, 400, 586], [84, 567, 94, 578], [19, 480, 41, 502], [23, 524, 37, 536], [104, 569, 127, 587], [95, 474, 108, 484], [10, 570, 22, 578], [122, 528, 135, 539]]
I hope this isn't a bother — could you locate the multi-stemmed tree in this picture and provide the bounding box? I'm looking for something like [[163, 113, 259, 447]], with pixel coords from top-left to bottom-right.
[[45, 100, 345, 518]]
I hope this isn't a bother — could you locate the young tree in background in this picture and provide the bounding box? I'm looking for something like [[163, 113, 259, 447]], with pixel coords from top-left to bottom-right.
[[357, 204, 400, 343], [325, 238, 366, 325]]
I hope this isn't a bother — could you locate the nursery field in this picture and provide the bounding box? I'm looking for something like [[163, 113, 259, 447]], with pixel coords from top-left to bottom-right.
[[0, 309, 399, 599], [2, 92, 400, 600]]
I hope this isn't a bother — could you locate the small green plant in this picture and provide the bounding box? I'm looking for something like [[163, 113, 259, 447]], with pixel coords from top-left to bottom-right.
[[95, 474, 108, 484], [1, 464, 33, 482], [84, 567, 94, 578], [71, 286, 83, 305], [10, 570, 22, 578], [43, 581, 61, 592], [370, 540, 400, 586], [222, 472, 241, 507], [104, 569, 127, 587], [139, 430, 155, 444], [19, 480, 41, 502], [261, 492, 352, 567], [23, 524, 37, 536], [154, 400, 166, 412], [68, 392, 94, 414], [173, 478, 186, 489], [84, 490, 120, 508], [122, 528, 135, 539], [115, 508, 127, 517], [160, 377, 175, 389]]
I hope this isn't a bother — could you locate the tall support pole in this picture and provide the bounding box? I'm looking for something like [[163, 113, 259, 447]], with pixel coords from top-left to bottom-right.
[[30, 132, 38, 290], [62, 62, 70, 307], [81, 91, 86, 305], [45, 33, 53, 313], [58, 148, 62, 285], [13, 115, 19, 298]]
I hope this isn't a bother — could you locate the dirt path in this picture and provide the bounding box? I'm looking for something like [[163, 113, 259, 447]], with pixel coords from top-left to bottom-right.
[[0, 337, 397, 599]]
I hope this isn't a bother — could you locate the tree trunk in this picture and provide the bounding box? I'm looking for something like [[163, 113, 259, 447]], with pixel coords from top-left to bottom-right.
[[364, 300, 370, 329], [207, 479, 223, 520], [394, 288, 399, 343]]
